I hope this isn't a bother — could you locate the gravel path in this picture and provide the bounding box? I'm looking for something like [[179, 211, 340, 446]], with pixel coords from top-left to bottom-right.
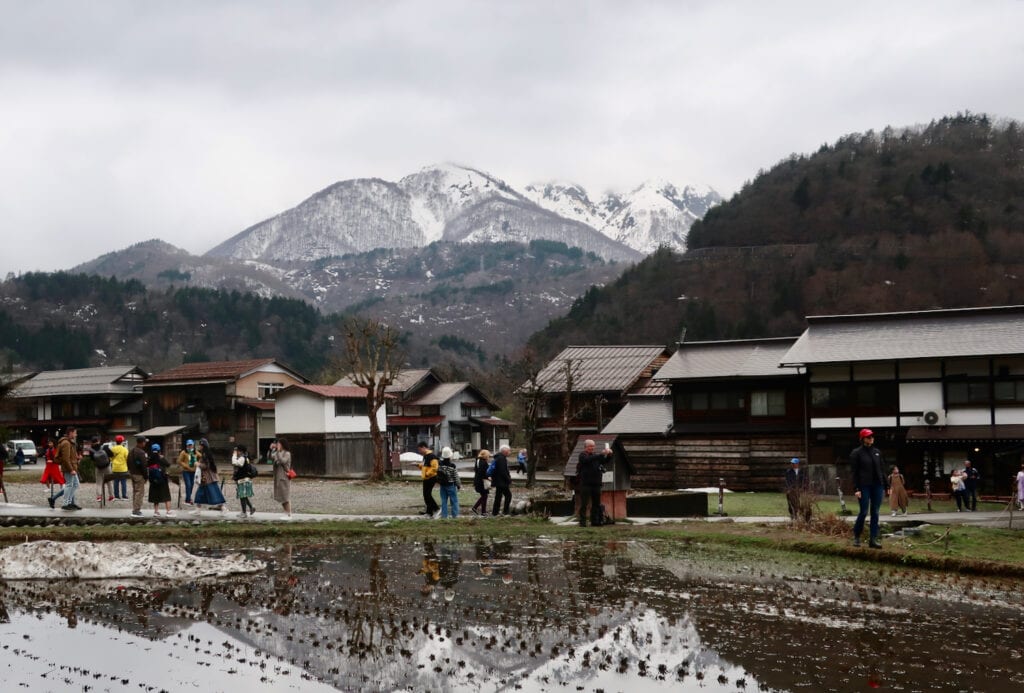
[[1, 466, 563, 516]]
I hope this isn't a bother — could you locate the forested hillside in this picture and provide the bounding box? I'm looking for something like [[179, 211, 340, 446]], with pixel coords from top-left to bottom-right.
[[529, 114, 1024, 357]]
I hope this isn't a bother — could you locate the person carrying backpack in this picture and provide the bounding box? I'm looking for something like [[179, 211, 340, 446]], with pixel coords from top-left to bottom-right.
[[232, 444, 258, 518], [436, 446, 461, 519], [89, 436, 112, 503], [147, 443, 173, 517]]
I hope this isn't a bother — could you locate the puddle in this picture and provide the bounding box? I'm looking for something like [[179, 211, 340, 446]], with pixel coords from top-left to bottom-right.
[[1, 539, 1022, 691]]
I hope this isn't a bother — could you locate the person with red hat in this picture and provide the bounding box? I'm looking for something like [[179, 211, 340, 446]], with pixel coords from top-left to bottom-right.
[[850, 428, 888, 548]]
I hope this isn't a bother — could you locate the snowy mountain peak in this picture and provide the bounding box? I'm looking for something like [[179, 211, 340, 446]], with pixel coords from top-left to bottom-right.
[[206, 164, 717, 263]]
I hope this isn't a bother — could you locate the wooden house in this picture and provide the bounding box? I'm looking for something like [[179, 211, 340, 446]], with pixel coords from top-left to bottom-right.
[[780, 305, 1024, 496], [3, 366, 147, 446], [529, 345, 671, 470], [649, 338, 805, 491], [143, 358, 308, 461], [274, 384, 387, 478]]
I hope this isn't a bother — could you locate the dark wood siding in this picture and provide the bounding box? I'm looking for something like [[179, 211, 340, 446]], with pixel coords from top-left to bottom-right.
[[285, 432, 376, 478]]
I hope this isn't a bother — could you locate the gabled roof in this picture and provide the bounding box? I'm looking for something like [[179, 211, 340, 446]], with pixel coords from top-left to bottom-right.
[[147, 358, 305, 384], [334, 368, 436, 396], [602, 399, 673, 435], [10, 366, 147, 398], [656, 338, 800, 381], [781, 305, 1024, 366], [278, 384, 369, 399], [533, 346, 671, 395], [406, 382, 498, 410]]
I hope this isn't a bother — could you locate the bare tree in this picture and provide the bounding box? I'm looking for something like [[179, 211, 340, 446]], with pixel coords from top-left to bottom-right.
[[337, 317, 405, 481], [558, 358, 583, 463], [514, 351, 546, 489]]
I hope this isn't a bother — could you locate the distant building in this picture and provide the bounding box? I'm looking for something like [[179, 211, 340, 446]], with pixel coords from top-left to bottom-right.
[[143, 358, 308, 460], [647, 338, 804, 491], [527, 345, 671, 470], [780, 305, 1024, 496], [2, 366, 147, 445], [275, 384, 388, 478], [336, 368, 512, 459]]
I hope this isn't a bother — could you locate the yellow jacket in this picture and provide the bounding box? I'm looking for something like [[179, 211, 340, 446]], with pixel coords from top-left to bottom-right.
[[109, 443, 129, 473], [419, 451, 438, 480]]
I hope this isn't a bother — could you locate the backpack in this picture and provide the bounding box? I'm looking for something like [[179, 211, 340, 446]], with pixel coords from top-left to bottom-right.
[[92, 447, 111, 469], [148, 464, 166, 484], [244, 461, 259, 478]]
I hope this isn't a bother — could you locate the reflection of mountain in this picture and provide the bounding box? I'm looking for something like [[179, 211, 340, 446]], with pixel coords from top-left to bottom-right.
[[2, 540, 1022, 692]]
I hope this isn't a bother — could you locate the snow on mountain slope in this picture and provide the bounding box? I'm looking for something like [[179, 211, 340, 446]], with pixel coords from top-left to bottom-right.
[[205, 164, 717, 263], [526, 178, 722, 254]]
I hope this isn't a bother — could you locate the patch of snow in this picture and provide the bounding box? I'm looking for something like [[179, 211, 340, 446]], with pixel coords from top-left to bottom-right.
[[0, 541, 265, 580]]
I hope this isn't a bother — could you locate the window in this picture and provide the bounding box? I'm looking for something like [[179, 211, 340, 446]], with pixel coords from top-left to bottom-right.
[[335, 398, 369, 417], [751, 390, 786, 416], [994, 381, 1024, 402], [676, 390, 744, 411], [258, 382, 285, 400], [946, 381, 989, 405]]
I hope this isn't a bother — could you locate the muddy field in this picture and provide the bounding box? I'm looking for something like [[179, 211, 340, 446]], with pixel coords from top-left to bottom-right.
[[1, 538, 1022, 692]]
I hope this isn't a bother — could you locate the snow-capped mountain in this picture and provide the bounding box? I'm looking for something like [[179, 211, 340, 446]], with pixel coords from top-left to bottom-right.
[[207, 164, 718, 264], [524, 179, 722, 254]]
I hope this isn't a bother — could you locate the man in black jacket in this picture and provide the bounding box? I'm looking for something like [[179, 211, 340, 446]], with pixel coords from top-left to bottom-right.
[[577, 439, 612, 527], [850, 429, 887, 549], [490, 445, 513, 516], [962, 460, 981, 511]]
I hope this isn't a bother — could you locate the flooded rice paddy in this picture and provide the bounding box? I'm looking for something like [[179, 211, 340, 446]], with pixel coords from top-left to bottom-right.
[[1, 538, 1022, 692]]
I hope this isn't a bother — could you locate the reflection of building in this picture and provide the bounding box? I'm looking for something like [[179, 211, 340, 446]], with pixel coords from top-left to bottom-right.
[[2, 366, 147, 445], [275, 384, 388, 477], [143, 358, 308, 459]]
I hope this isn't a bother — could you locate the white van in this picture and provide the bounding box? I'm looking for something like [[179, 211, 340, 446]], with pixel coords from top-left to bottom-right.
[[6, 439, 38, 464]]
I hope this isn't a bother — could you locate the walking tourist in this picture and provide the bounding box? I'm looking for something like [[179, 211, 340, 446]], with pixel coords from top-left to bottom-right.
[[270, 438, 293, 519], [56, 427, 81, 511], [888, 465, 909, 516], [437, 446, 461, 518], [177, 439, 199, 505], [40, 440, 65, 508], [147, 443, 173, 516], [472, 449, 491, 516], [193, 438, 227, 514], [785, 456, 809, 520], [88, 436, 112, 502], [416, 441, 440, 517], [232, 445, 258, 518], [1016, 463, 1024, 511], [490, 445, 513, 516]]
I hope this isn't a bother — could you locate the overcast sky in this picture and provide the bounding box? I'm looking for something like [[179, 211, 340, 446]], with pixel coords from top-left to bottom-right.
[[2, 1, 1023, 277]]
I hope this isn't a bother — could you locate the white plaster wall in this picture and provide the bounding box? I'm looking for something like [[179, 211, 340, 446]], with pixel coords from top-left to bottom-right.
[[995, 408, 1024, 424], [276, 395, 325, 434], [854, 416, 898, 428], [899, 382, 943, 411], [811, 417, 852, 428], [946, 408, 991, 426]]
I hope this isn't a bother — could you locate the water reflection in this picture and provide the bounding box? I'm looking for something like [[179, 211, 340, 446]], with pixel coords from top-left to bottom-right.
[[1, 538, 1022, 692]]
